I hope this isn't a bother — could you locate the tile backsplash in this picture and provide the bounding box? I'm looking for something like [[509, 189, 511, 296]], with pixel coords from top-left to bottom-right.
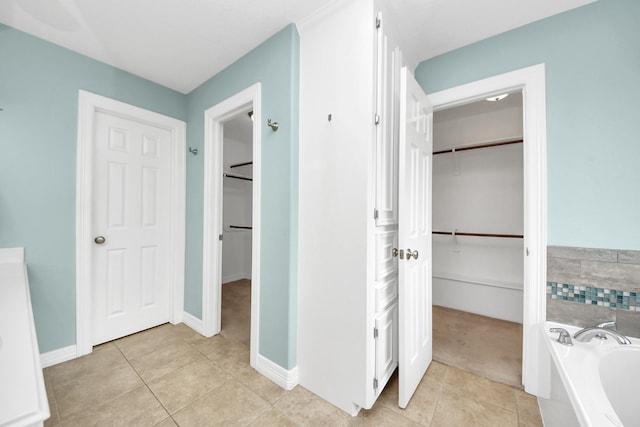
[[547, 246, 640, 338], [547, 283, 640, 310]]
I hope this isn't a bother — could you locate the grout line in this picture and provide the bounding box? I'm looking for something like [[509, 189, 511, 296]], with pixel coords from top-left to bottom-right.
[[45, 375, 64, 427], [425, 364, 448, 427]]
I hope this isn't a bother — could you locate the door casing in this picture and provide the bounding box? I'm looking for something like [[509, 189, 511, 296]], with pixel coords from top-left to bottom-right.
[[202, 83, 261, 369], [75, 90, 186, 357], [427, 64, 548, 397]]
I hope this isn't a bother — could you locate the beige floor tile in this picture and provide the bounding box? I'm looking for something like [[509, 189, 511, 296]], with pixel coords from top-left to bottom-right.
[[55, 360, 143, 419], [431, 391, 518, 427], [443, 366, 517, 412], [515, 390, 543, 426], [45, 343, 124, 387], [273, 386, 351, 426], [349, 405, 423, 426], [377, 363, 446, 425], [154, 417, 178, 426], [249, 407, 299, 427], [195, 335, 249, 375], [172, 379, 269, 426], [423, 360, 449, 383], [129, 341, 204, 383], [195, 334, 248, 359], [148, 358, 229, 414], [62, 385, 168, 427], [170, 322, 208, 344], [232, 364, 287, 404], [44, 380, 60, 427], [115, 323, 184, 360], [43, 407, 60, 427]]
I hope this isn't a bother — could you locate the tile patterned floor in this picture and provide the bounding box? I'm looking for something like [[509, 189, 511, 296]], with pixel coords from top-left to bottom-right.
[[43, 322, 542, 426]]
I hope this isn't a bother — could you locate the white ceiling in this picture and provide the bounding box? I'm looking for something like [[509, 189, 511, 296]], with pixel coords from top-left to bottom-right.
[[0, 0, 596, 94]]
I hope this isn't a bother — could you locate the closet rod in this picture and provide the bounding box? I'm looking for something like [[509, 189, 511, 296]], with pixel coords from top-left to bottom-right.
[[230, 225, 252, 230], [433, 231, 523, 239], [230, 161, 253, 169], [433, 138, 523, 155], [223, 173, 252, 181]]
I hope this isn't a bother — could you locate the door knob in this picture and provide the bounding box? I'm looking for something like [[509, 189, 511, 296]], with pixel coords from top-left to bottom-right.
[[94, 236, 106, 244], [392, 248, 399, 257], [406, 249, 419, 260]]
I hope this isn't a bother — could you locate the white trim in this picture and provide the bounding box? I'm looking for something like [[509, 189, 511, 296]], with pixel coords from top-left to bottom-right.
[[202, 83, 262, 369], [256, 354, 299, 390], [75, 90, 186, 357], [182, 311, 205, 336], [428, 63, 547, 397], [40, 345, 77, 368]]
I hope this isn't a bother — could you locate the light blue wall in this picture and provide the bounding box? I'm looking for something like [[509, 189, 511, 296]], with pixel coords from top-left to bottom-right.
[[185, 25, 299, 369], [0, 24, 186, 353], [416, 0, 640, 250]]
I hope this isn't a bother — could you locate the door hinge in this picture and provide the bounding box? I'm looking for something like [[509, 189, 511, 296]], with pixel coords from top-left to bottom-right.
[[373, 209, 379, 220], [374, 114, 380, 125], [373, 378, 379, 389], [374, 327, 379, 339], [219, 234, 223, 241], [375, 15, 381, 29]]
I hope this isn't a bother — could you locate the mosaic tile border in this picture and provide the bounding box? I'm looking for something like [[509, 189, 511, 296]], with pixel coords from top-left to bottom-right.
[[546, 282, 640, 311]]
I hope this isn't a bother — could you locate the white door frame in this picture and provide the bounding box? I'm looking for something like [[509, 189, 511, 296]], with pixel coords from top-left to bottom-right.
[[427, 64, 547, 397], [202, 83, 261, 368], [75, 90, 186, 357]]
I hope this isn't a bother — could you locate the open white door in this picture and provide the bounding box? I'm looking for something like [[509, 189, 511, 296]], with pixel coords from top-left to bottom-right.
[[398, 66, 433, 408]]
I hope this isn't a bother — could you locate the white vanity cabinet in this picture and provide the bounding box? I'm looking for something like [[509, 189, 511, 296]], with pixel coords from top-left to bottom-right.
[[297, 0, 408, 414], [0, 248, 50, 427]]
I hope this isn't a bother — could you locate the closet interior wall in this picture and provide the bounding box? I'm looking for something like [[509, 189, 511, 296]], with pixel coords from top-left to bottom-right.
[[432, 92, 524, 323], [222, 117, 253, 284]]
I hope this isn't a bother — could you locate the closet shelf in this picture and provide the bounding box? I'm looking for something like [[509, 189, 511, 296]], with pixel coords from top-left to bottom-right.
[[433, 138, 523, 155], [224, 173, 252, 181], [433, 230, 523, 239], [230, 161, 253, 169], [433, 272, 523, 291]]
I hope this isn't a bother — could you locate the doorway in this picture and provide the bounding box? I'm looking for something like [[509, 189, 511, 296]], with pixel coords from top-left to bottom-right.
[[431, 90, 524, 388], [428, 64, 547, 397], [202, 83, 262, 368], [220, 113, 254, 346]]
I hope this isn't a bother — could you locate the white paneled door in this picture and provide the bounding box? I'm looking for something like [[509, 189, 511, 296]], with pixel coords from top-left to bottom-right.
[[398, 66, 433, 408], [91, 111, 172, 345]]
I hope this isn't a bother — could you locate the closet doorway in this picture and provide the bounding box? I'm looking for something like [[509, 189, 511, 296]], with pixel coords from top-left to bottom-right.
[[202, 83, 262, 368], [220, 114, 253, 346], [431, 91, 524, 388]]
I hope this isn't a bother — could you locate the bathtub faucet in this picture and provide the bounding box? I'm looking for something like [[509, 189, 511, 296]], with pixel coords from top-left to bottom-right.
[[573, 323, 632, 345]]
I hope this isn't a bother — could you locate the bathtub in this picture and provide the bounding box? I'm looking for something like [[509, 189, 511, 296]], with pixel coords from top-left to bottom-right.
[[541, 321, 640, 427]]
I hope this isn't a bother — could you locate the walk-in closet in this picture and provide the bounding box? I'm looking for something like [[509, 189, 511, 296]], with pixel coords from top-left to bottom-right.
[[431, 91, 524, 388], [220, 113, 253, 347]]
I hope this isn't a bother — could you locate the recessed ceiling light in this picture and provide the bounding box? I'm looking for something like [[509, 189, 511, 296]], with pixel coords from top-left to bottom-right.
[[486, 93, 509, 102]]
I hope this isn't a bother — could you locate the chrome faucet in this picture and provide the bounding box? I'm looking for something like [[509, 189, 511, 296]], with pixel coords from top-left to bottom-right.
[[573, 322, 632, 345], [550, 328, 573, 346]]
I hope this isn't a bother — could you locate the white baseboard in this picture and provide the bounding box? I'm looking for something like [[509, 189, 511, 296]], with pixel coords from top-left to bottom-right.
[[182, 311, 205, 336], [222, 273, 251, 284], [41, 345, 77, 368], [255, 354, 298, 390]]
